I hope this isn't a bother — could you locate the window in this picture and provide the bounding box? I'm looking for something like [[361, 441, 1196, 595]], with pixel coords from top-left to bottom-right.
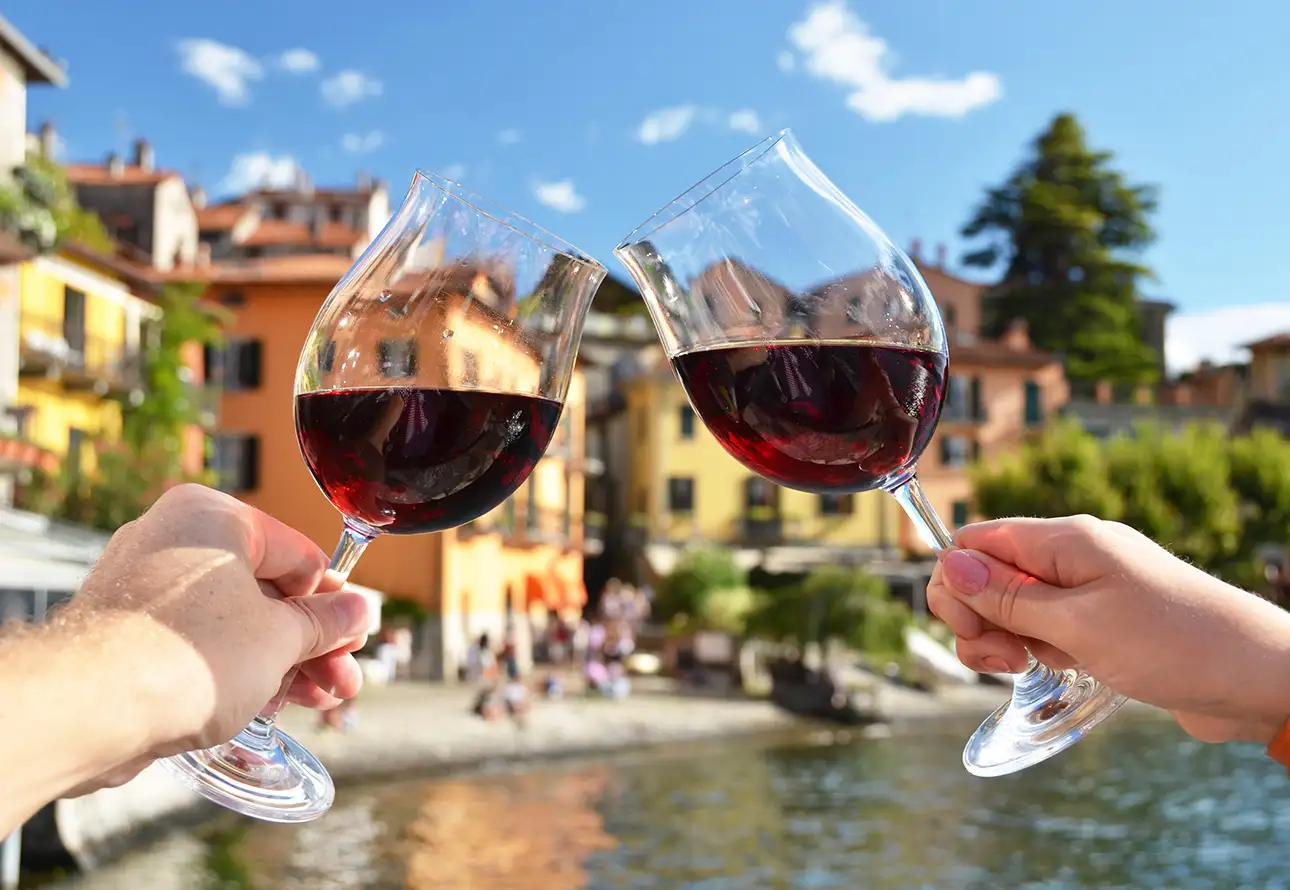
[[819, 493, 854, 515], [667, 477, 694, 513], [679, 405, 695, 439], [945, 377, 969, 421], [944, 304, 958, 332], [220, 339, 263, 390], [211, 434, 260, 493], [378, 339, 417, 378], [969, 377, 983, 421], [526, 480, 538, 530], [1024, 380, 1044, 426], [218, 290, 246, 308], [940, 436, 970, 468], [744, 476, 777, 510], [67, 427, 86, 479], [330, 205, 344, 223], [951, 500, 970, 528], [846, 297, 862, 324], [971, 439, 982, 463], [1276, 359, 1290, 399], [62, 287, 86, 359]]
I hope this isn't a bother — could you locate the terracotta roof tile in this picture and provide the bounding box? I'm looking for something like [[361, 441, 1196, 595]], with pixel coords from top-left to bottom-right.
[[65, 164, 176, 187], [1247, 333, 1290, 351], [197, 204, 249, 231], [174, 253, 356, 284], [235, 218, 365, 249]]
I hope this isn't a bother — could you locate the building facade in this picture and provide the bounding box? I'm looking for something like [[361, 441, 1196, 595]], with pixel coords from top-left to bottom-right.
[[0, 14, 67, 500], [15, 243, 160, 475]]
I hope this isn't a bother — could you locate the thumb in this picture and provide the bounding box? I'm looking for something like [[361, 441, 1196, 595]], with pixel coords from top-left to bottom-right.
[[288, 590, 373, 663], [939, 549, 1057, 638]]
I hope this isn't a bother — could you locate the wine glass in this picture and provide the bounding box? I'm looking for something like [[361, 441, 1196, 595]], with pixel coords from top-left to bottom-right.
[[161, 171, 605, 820], [615, 129, 1126, 778]]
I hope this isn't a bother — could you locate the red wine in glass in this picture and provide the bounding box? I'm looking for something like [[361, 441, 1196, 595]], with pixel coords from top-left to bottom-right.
[[673, 341, 948, 492], [295, 387, 562, 534]]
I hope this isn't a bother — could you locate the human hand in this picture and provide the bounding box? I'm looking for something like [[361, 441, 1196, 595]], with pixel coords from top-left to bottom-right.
[[53, 483, 372, 792], [926, 515, 1290, 745]]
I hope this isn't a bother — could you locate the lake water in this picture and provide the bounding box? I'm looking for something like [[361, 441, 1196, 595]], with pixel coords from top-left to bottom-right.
[[57, 712, 1290, 890]]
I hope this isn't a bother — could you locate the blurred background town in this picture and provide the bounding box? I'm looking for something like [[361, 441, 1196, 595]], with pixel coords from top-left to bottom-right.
[[2, 2, 1290, 888]]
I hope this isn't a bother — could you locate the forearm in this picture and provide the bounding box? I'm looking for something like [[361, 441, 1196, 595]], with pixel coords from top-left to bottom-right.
[[1209, 581, 1290, 745], [0, 615, 156, 834]]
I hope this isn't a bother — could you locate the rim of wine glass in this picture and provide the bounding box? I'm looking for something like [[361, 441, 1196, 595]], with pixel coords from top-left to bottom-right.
[[613, 129, 791, 253], [413, 169, 605, 270]]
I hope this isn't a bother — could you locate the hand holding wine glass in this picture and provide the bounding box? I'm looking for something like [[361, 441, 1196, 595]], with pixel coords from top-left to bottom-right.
[[162, 172, 604, 821], [616, 129, 1126, 778]]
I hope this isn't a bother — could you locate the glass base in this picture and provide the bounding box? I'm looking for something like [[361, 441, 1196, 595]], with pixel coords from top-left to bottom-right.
[[962, 665, 1128, 778], [160, 721, 334, 823]]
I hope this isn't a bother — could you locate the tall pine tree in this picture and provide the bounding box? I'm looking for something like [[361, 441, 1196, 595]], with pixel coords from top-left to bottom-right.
[[961, 113, 1160, 385]]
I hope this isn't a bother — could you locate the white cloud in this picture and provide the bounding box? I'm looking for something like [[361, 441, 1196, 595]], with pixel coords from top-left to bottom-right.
[[533, 179, 586, 214], [728, 109, 762, 135], [176, 39, 264, 106], [441, 163, 467, 181], [320, 70, 383, 108], [277, 48, 320, 73], [1166, 304, 1290, 375], [497, 129, 521, 145], [786, 0, 1001, 122], [218, 152, 302, 194], [341, 130, 384, 154], [777, 51, 796, 73], [636, 106, 697, 145]]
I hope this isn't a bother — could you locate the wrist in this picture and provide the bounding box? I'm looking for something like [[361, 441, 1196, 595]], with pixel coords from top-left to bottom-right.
[[1219, 590, 1290, 746]]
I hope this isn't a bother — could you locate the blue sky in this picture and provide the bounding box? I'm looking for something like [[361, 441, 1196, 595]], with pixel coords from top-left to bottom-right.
[[12, 0, 1290, 373]]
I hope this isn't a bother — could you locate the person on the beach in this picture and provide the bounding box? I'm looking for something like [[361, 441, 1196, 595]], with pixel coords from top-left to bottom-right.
[[927, 515, 1290, 749]]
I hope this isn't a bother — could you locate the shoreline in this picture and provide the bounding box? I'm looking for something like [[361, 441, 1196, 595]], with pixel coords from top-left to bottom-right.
[[49, 681, 1161, 873]]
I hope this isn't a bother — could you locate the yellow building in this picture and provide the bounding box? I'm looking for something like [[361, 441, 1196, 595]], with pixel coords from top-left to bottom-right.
[[15, 242, 159, 474], [619, 350, 904, 576]]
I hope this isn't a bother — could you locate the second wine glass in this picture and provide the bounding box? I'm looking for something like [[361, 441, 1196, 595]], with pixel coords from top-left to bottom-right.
[[161, 170, 605, 821], [615, 129, 1127, 778]]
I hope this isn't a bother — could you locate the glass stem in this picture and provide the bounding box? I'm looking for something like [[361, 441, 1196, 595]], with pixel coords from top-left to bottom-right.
[[889, 475, 1050, 685], [250, 522, 374, 740]]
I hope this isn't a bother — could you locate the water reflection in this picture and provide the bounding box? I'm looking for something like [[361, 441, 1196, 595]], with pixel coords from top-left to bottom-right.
[[56, 716, 1290, 890]]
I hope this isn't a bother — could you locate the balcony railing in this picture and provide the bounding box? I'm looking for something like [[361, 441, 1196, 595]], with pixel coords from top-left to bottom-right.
[[19, 313, 144, 393], [740, 514, 784, 545], [461, 504, 584, 549]]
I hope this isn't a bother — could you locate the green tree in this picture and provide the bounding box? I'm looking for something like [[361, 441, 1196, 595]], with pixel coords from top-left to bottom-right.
[[0, 151, 112, 254], [121, 280, 224, 482], [973, 417, 1124, 520], [744, 565, 906, 656], [972, 421, 1290, 588], [961, 113, 1160, 385], [655, 546, 752, 632], [1104, 423, 1242, 572]]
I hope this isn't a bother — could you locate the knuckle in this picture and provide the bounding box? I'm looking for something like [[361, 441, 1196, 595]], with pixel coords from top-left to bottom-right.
[[996, 570, 1030, 627]]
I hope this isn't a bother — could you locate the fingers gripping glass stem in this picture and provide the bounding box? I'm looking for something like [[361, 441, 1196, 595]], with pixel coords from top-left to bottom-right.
[[257, 523, 374, 724]]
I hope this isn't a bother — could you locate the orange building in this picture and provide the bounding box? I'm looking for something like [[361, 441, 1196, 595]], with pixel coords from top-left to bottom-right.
[[910, 259, 1068, 543], [196, 253, 590, 681]]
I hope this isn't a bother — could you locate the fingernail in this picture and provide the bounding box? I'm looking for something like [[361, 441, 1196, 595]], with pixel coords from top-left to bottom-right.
[[982, 656, 1010, 674], [943, 550, 990, 594]]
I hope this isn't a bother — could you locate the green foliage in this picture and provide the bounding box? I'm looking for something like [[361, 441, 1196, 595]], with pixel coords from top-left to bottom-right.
[[962, 113, 1160, 385], [655, 545, 748, 631], [744, 565, 908, 658], [121, 280, 223, 482], [974, 417, 1123, 519], [0, 152, 112, 254], [973, 422, 1290, 586], [382, 597, 429, 624]]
